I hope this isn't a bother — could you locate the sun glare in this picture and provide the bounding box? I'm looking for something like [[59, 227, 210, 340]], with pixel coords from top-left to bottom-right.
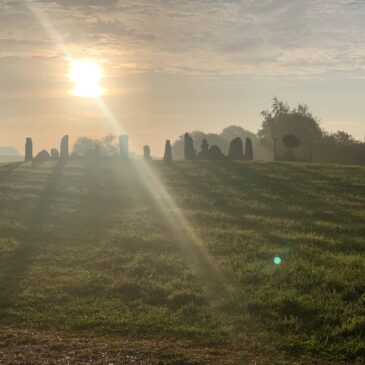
[[68, 59, 105, 97]]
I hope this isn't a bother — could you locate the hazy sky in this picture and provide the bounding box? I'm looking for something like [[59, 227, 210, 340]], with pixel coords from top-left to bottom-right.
[[1, 0, 365, 155]]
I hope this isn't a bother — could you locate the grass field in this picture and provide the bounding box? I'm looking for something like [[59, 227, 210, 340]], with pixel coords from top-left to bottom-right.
[[0, 159, 364, 364]]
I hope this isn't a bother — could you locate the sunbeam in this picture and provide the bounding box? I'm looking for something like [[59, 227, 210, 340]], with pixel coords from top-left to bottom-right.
[[132, 160, 229, 288], [24, 0, 71, 58], [23, 0, 229, 293]]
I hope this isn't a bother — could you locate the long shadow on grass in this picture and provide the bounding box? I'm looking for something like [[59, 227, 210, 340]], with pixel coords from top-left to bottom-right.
[[0, 160, 65, 312], [169, 161, 364, 254], [165, 162, 362, 352], [74, 158, 132, 251], [115, 160, 249, 342], [63, 158, 142, 274], [0, 162, 23, 183], [260, 162, 365, 206], [127, 160, 233, 292], [168, 161, 293, 228], [124, 162, 362, 356], [205, 162, 363, 229], [168, 161, 252, 223]]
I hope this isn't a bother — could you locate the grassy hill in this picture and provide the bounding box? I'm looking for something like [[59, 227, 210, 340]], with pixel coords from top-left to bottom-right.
[[0, 159, 364, 363]]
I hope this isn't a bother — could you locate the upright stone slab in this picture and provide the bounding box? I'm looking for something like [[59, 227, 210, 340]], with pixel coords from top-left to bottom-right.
[[60, 135, 69, 158], [50, 148, 60, 160], [198, 139, 210, 160], [35, 149, 51, 163], [209, 145, 225, 160], [164, 140, 172, 161], [119, 135, 129, 160], [143, 145, 151, 160], [184, 133, 197, 160], [245, 137, 253, 160], [228, 137, 244, 160], [25, 137, 33, 162]]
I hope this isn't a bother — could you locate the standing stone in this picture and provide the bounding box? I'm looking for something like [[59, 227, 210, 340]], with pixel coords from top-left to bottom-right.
[[50, 148, 59, 160], [25, 137, 33, 162], [34, 149, 51, 162], [164, 140, 172, 161], [184, 133, 197, 160], [245, 137, 253, 160], [119, 135, 129, 160], [228, 137, 244, 160], [143, 145, 151, 160], [209, 145, 225, 160], [198, 139, 210, 160], [60, 135, 69, 158]]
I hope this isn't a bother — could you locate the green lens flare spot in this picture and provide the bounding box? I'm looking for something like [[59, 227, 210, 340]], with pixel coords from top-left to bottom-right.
[[274, 257, 282, 265]]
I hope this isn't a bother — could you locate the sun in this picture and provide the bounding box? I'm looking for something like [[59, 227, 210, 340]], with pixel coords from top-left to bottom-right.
[[68, 59, 105, 97]]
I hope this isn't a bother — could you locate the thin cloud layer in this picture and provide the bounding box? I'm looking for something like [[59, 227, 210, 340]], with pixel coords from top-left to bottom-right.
[[1, 0, 365, 77]]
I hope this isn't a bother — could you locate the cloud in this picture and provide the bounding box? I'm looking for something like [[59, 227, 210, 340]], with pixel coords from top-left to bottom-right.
[[38, 0, 120, 6], [1, 0, 365, 78]]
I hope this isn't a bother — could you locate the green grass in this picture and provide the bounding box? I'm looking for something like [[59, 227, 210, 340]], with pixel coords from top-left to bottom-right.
[[0, 159, 364, 361]]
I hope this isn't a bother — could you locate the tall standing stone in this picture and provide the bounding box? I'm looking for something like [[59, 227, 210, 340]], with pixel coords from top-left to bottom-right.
[[143, 145, 151, 160], [119, 135, 129, 160], [60, 135, 69, 158], [184, 133, 197, 160], [228, 137, 244, 160], [164, 140, 172, 161], [25, 137, 33, 162], [245, 137, 253, 160]]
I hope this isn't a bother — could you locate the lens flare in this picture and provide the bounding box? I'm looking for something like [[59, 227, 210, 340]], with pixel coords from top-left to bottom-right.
[[274, 256, 282, 265]]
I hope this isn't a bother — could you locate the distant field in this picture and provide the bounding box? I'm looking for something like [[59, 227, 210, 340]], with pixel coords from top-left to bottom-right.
[[0, 159, 364, 364]]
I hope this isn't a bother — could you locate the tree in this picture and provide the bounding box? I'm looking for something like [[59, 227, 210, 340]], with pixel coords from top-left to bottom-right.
[[282, 134, 301, 159], [332, 131, 355, 144], [73, 134, 118, 156], [73, 137, 96, 156], [258, 98, 323, 160]]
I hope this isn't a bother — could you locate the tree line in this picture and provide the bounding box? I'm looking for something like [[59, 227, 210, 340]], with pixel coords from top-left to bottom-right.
[[70, 98, 364, 165], [172, 98, 365, 165]]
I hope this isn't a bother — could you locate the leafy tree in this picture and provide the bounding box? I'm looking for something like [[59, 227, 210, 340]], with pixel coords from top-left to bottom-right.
[[258, 97, 323, 160], [73, 137, 96, 156], [316, 131, 365, 165], [99, 134, 119, 156], [73, 134, 118, 156], [332, 131, 356, 144]]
